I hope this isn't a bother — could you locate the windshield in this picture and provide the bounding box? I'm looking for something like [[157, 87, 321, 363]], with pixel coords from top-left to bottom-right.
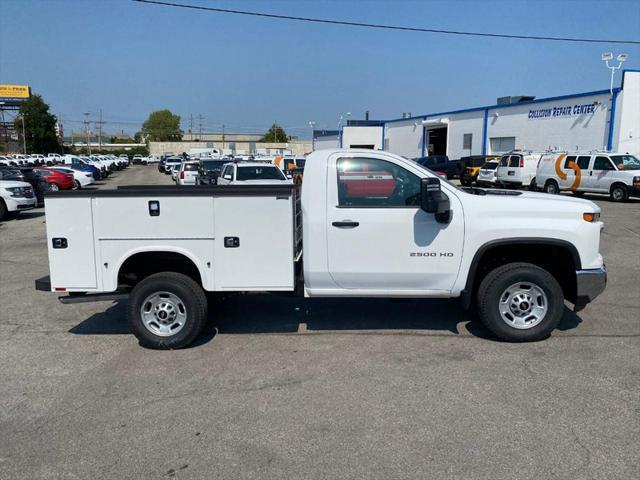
[[610, 155, 640, 170], [482, 162, 499, 170], [236, 166, 286, 181], [202, 160, 227, 172]]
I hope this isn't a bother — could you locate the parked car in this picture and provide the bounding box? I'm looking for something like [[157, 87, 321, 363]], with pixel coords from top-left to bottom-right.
[[0, 180, 37, 221], [158, 158, 167, 173], [132, 154, 144, 165], [176, 161, 200, 186], [163, 157, 182, 176], [61, 155, 102, 180], [460, 155, 500, 186], [198, 159, 228, 184], [415, 155, 462, 179], [217, 162, 290, 185], [18, 169, 49, 206], [496, 152, 544, 190], [537, 152, 640, 201], [0, 167, 25, 182], [475, 160, 501, 187], [36, 148, 607, 348], [32, 167, 74, 191], [51, 167, 95, 189]]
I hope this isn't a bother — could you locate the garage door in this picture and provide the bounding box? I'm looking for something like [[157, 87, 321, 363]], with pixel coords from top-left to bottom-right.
[[490, 137, 516, 153]]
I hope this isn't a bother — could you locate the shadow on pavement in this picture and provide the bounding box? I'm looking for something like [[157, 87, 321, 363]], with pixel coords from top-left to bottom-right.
[[68, 294, 583, 346]]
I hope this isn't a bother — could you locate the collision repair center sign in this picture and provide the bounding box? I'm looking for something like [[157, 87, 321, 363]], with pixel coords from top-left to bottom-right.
[[0, 84, 31, 100], [528, 102, 596, 119]]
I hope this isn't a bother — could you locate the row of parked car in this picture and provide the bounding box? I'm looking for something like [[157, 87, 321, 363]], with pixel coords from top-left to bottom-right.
[[426, 151, 640, 202], [0, 153, 130, 221], [155, 154, 306, 186]]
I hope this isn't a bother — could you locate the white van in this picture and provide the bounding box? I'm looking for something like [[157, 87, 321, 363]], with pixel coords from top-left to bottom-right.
[[496, 152, 544, 189], [188, 148, 221, 160], [537, 152, 640, 202]]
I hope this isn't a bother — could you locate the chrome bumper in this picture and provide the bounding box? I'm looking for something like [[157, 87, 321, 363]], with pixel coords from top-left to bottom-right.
[[574, 265, 607, 312]]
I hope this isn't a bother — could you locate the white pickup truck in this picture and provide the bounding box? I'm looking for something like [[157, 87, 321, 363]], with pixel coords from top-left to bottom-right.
[[36, 149, 607, 348]]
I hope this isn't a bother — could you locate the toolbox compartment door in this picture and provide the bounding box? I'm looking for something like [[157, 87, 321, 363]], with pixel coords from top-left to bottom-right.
[[45, 197, 97, 290]]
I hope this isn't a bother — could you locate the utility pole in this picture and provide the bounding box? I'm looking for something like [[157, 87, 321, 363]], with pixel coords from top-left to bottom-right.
[[83, 112, 91, 155], [21, 115, 27, 154], [197, 114, 203, 141], [95, 109, 106, 151], [222, 124, 225, 146], [189, 114, 193, 141]]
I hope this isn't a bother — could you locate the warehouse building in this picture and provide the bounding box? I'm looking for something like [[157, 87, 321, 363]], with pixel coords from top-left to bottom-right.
[[330, 69, 639, 158]]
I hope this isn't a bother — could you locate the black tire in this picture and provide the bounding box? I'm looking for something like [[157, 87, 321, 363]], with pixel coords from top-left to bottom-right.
[[528, 178, 537, 191], [544, 180, 559, 195], [128, 272, 208, 349], [0, 199, 7, 221], [477, 262, 564, 342], [73, 179, 81, 190], [610, 184, 628, 202]]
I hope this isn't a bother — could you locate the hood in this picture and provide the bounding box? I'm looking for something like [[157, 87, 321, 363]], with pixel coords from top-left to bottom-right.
[[0, 180, 33, 189], [459, 187, 600, 214]]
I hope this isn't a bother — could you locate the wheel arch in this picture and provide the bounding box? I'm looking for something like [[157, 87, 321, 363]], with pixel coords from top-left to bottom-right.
[[461, 238, 581, 309], [114, 247, 209, 290]]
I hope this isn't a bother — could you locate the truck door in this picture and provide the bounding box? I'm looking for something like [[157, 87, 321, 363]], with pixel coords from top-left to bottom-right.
[[326, 155, 464, 292]]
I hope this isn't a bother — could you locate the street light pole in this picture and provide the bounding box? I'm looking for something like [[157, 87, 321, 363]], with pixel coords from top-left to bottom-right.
[[601, 53, 628, 95], [21, 115, 27, 154]]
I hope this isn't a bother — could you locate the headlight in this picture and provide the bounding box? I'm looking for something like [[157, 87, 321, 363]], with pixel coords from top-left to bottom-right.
[[583, 212, 601, 222], [5, 186, 33, 197]]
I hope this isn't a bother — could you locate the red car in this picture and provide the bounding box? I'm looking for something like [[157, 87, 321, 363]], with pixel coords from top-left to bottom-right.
[[33, 167, 74, 191]]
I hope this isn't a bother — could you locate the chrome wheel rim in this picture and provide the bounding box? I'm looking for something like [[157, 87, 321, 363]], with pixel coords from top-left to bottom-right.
[[49, 183, 59, 191], [612, 188, 624, 200], [545, 183, 556, 194], [498, 282, 548, 330], [140, 291, 187, 336]]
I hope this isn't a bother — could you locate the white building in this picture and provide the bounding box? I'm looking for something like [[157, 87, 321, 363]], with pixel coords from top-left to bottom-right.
[[335, 69, 640, 158]]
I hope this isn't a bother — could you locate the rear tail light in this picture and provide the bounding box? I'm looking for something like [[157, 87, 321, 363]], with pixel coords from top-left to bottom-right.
[[180, 171, 184, 179], [519, 158, 524, 167]]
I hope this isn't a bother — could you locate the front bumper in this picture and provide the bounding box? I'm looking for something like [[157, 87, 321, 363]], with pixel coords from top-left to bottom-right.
[[574, 265, 607, 312], [5, 196, 37, 212]]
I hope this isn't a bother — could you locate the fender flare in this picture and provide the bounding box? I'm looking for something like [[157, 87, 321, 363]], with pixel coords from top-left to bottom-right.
[[460, 237, 581, 309]]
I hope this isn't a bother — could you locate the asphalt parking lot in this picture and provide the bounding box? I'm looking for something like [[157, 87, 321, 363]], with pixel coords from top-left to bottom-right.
[[1, 166, 638, 480]]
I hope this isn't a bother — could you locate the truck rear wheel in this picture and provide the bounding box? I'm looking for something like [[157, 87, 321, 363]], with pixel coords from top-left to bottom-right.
[[128, 272, 208, 349], [477, 263, 564, 342]]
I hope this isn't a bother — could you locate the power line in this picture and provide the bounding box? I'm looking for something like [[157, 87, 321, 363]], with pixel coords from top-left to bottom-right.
[[132, 0, 640, 45]]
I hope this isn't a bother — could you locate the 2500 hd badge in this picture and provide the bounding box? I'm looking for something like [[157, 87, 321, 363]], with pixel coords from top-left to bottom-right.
[[410, 252, 454, 257]]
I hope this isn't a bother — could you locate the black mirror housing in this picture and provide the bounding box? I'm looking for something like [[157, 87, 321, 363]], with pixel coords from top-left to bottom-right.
[[421, 177, 451, 223]]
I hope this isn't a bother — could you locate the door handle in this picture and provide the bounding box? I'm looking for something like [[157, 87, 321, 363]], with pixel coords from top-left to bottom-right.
[[332, 221, 359, 228]]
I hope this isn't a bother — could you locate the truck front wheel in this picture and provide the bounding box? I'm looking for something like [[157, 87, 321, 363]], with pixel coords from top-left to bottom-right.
[[477, 263, 564, 342], [128, 272, 208, 349]]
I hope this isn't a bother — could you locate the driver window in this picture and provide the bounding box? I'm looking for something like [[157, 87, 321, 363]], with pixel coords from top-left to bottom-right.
[[593, 156, 615, 171], [337, 157, 421, 207]]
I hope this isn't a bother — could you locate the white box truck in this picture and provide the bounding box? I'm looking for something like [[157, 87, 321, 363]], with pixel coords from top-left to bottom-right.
[[36, 149, 607, 348]]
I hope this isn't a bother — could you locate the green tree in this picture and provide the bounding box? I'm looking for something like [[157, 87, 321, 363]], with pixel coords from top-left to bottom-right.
[[260, 123, 289, 143], [141, 110, 183, 141], [14, 95, 60, 153]]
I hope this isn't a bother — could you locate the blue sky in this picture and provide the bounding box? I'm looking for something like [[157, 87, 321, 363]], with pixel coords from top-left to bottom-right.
[[1, 0, 639, 138]]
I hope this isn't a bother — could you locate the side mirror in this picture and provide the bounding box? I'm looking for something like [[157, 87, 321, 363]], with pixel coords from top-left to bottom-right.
[[420, 177, 451, 224]]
